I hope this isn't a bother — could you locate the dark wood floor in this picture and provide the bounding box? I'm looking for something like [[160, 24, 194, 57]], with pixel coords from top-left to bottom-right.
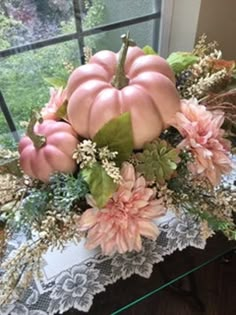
[[62, 234, 236, 315]]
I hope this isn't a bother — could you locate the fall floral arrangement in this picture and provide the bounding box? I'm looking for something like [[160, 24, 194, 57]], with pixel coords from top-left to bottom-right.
[[0, 34, 235, 304]]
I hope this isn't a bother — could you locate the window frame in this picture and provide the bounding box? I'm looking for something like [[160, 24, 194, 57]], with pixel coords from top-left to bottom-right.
[[0, 0, 166, 140]]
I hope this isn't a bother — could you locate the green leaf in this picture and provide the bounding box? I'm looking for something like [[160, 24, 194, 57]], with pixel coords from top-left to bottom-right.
[[55, 100, 68, 120], [82, 163, 117, 208], [167, 52, 199, 74], [93, 112, 134, 165], [43, 76, 67, 88], [142, 45, 157, 55]]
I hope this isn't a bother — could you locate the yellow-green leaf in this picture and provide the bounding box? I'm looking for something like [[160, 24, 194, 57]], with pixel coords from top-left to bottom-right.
[[93, 112, 134, 166], [82, 163, 117, 208], [55, 100, 68, 120], [167, 52, 199, 74], [142, 45, 157, 55], [44, 76, 67, 88]]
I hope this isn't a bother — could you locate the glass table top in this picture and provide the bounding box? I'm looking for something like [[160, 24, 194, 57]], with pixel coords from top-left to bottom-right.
[[111, 238, 235, 314]]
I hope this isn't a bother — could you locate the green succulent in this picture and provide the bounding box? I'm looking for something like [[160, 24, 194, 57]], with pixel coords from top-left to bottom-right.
[[136, 140, 181, 184]]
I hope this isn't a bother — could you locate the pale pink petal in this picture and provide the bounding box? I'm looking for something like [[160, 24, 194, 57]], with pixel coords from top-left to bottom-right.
[[134, 176, 146, 189], [121, 162, 135, 183], [134, 234, 142, 252], [132, 200, 149, 209], [116, 232, 129, 254], [171, 98, 232, 186], [138, 220, 159, 240], [86, 194, 98, 208], [79, 208, 98, 231], [101, 237, 117, 256]]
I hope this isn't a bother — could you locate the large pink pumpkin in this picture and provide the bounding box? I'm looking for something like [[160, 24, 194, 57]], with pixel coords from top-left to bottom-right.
[[66, 44, 180, 149], [19, 120, 79, 182]]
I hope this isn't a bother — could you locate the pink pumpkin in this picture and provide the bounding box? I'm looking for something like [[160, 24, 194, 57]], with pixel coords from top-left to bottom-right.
[[19, 120, 79, 182], [66, 35, 180, 149]]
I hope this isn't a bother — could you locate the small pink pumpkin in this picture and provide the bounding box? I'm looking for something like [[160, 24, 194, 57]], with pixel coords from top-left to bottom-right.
[[19, 119, 79, 182], [66, 34, 180, 149]]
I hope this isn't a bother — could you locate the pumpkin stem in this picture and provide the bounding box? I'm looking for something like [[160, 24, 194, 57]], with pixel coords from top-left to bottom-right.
[[111, 32, 136, 90], [27, 111, 46, 149]]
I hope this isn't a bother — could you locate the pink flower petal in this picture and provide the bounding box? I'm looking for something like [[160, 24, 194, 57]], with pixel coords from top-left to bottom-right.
[[116, 232, 129, 254], [171, 98, 232, 185], [79, 208, 98, 231], [121, 162, 135, 184], [138, 220, 159, 240]]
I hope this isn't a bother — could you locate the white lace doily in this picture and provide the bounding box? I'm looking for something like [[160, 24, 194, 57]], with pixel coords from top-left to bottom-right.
[[0, 158, 235, 314]]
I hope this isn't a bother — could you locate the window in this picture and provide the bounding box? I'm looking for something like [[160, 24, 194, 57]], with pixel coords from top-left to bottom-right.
[[0, 0, 162, 148]]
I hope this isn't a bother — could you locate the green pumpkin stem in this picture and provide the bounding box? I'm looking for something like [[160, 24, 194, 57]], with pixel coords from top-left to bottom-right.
[[111, 32, 136, 90], [27, 111, 46, 149]]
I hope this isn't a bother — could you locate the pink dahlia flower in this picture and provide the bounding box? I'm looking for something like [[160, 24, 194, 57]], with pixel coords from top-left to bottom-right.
[[171, 98, 232, 185], [41, 87, 67, 120], [79, 162, 166, 255]]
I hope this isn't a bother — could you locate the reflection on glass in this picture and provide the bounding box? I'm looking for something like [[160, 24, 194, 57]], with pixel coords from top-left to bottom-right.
[[0, 114, 14, 149], [81, 0, 158, 30], [0, 40, 80, 136], [0, 0, 75, 49], [84, 19, 160, 53]]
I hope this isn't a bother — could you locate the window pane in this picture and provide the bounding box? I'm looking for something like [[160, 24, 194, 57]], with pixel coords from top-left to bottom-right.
[[0, 114, 16, 149], [0, 0, 75, 50], [0, 40, 80, 135], [80, 0, 160, 30], [84, 19, 160, 52]]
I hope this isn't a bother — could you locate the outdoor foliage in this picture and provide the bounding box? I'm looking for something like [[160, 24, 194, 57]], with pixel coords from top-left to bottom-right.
[[0, 0, 105, 146]]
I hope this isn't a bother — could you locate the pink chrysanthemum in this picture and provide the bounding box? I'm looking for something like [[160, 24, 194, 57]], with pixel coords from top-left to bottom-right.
[[41, 87, 67, 120], [171, 98, 232, 185], [79, 163, 166, 255]]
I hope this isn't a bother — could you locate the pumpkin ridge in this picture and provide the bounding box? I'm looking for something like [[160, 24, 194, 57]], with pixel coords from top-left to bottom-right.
[[67, 64, 110, 99], [42, 145, 71, 172], [89, 50, 117, 77], [123, 46, 145, 74], [68, 80, 110, 137], [33, 149, 52, 181], [20, 146, 36, 178], [118, 88, 128, 114], [47, 132, 78, 156], [128, 55, 176, 83], [127, 83, 162, 119], [131, 71, 180, 119], [88, 88, 121, 138], [86, 82, 113, 136]]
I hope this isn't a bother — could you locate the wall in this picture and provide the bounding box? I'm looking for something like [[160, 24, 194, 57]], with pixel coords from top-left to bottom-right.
[[196, 0, 236, 59], [168, 0, 201, 54]]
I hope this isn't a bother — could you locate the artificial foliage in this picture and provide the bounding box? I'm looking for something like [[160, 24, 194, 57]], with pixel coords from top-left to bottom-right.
[[0, 33, 236, 305], [49, 173, 89, 212], [135, 140, 180, 183]]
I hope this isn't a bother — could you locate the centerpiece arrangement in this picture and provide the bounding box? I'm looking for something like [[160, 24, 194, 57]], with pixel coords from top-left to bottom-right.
[[0, 33, 235, 305]]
